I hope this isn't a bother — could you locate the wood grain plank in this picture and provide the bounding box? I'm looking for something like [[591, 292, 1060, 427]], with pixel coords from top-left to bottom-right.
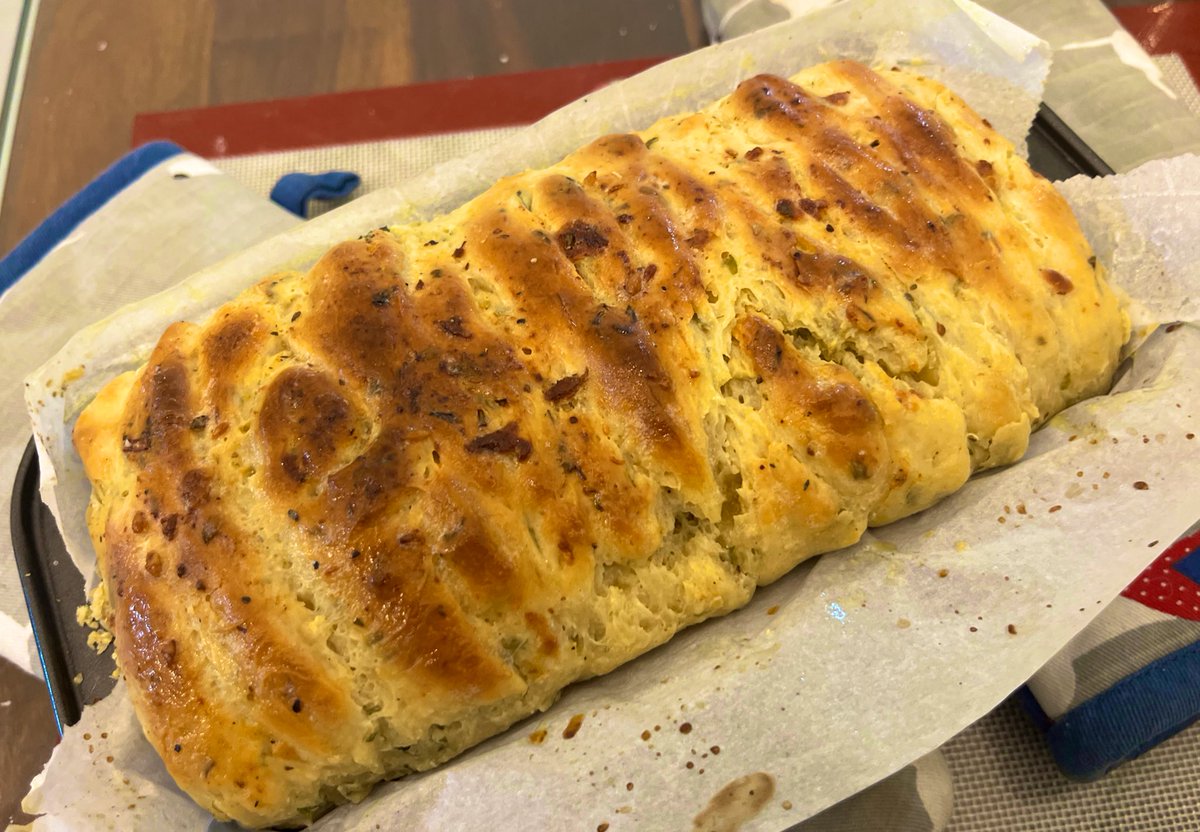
[[0, 0, 215, 253], [407, 0, 704, 78], [0, 657, 61, 827], [208, 0, 347, 102], [333, 1, 417, 91], [1, 0, 704, 255]]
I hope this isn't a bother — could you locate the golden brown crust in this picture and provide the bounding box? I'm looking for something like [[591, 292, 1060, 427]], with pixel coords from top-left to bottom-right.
[[73, 61, 1127, 827]]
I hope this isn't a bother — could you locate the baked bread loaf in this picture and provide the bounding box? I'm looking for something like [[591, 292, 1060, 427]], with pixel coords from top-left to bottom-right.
[[74, 60, 1127, 827]]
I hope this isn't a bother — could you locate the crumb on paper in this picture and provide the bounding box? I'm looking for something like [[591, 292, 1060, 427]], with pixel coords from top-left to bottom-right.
[[563, 713, 585, 739], [72, 672, 83, 685], [79, 586, 116, 654], [87, 629, 113, 654]]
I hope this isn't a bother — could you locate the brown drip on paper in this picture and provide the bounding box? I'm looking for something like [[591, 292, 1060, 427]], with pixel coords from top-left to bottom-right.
[[692, 772, 775, 832]]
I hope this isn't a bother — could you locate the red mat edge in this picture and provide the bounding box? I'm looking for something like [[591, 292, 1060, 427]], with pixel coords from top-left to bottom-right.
[[1112, 4, 1200, 86]]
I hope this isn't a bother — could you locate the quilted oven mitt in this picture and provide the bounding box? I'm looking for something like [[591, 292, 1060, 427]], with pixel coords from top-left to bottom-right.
[[1022, 522, 1200, 779]]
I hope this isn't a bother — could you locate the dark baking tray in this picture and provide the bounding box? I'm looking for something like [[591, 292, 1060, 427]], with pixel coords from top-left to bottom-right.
[[12, 440, 116, 730], [9, 105, 1113, 735], [1027, 104, 1114, 180]]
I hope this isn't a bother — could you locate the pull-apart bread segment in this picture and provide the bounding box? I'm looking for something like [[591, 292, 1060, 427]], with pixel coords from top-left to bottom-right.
[[73, 61, 1127, 827]]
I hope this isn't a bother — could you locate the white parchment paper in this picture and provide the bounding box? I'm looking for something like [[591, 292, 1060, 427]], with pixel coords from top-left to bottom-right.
[[17, 2, 1200, 831]]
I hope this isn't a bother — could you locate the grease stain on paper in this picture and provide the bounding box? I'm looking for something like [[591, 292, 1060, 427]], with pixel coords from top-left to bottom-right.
[[693, 772, 776, 832]]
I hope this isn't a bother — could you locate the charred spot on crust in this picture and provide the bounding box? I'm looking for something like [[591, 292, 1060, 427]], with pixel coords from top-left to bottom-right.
[[545, 371, 589, 403], [201, 522, 219, 544], [144, 550, 163, 577], [179, 469, 211, 510], [556, 220, 608, 260], [203, 313, 262, 371], [131, 512, 150, 534], [436, 316, 472, 339], [798, 198, 827, 218], [134, 360, 192, 455], [259, 367, 356, 490], [791, 250, 873, 302], [122, 430, 151, 454], [740, 318, 786, 374], [1041, 268, 1074, 295], [465, 423, 533, 461]]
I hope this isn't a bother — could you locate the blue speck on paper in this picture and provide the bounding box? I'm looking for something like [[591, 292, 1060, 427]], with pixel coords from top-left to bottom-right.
[[827, 601, 847, 622]]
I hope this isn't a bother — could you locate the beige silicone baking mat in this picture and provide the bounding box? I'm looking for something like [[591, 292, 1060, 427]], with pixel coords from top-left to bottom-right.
[[944, 700, 1200, 831]]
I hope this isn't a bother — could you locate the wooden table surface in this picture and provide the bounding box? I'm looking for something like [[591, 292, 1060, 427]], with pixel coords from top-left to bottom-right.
[[0, 1, 704, 824], [0, 0, 705, 255]]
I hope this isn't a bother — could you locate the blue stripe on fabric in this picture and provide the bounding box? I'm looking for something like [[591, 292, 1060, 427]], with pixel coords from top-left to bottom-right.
[[1041, 640, 1200, 780], [1172, 542, 1200, 584], [0, 141, 184, 296]]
